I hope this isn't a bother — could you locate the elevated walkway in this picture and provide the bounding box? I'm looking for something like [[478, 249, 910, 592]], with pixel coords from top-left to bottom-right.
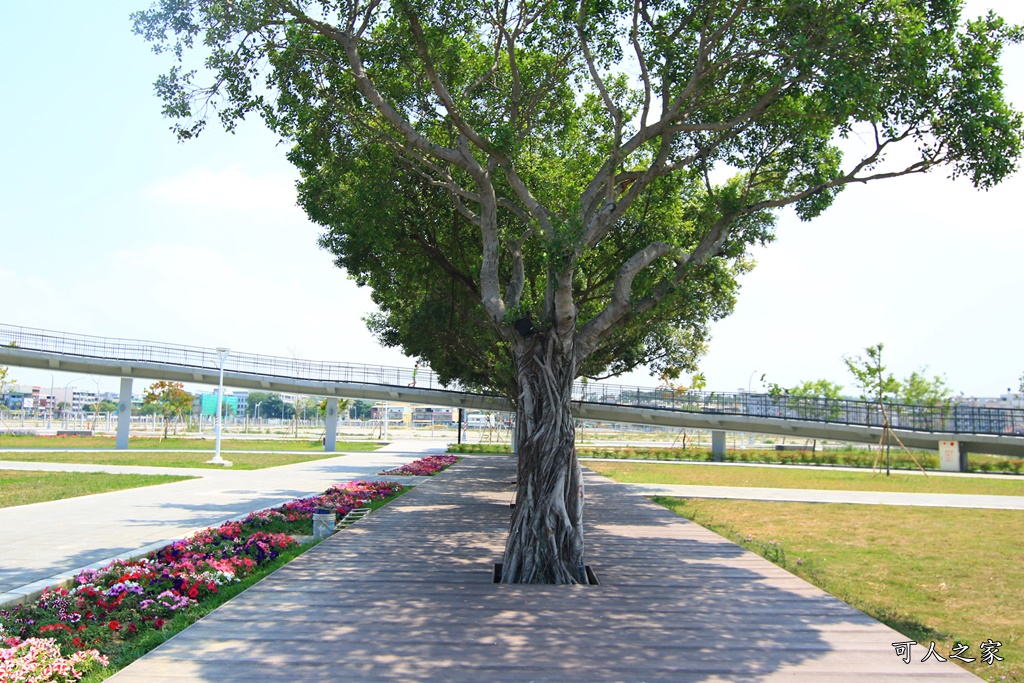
[[2, 323, 1023, 458]]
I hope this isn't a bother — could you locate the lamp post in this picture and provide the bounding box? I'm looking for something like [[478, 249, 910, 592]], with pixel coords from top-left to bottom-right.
[[44, 370, 55, 429], [92, 377, 102, 432], [207, 348, 232, 466], [62, 377, 88, 428]]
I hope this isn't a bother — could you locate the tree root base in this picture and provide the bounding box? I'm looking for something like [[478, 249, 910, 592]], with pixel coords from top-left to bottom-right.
[[492, 563, 600, 585]]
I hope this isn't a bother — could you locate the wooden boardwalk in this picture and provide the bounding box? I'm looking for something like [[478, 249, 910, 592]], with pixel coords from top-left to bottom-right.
[[111, 455, 981, 682]]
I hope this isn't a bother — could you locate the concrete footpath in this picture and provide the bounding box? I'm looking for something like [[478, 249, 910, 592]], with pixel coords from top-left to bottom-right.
[[0, 441, 443, 606], [620, 483, 1024, 510]]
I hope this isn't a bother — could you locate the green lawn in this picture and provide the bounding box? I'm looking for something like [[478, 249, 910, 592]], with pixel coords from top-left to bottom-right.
[[0, 435, 383, 452], [654, 497, 1024, 682], [0, 450, 362, 470], [0, 470, 195, 508], [587, 460, 1024, 496]]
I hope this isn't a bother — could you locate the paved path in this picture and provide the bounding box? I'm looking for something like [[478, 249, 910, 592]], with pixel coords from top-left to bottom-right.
[[0, 441, 444, 605], [578, 456, 1020, 480], [110, 455, 982, 682], [620, 483, 1024, 510]]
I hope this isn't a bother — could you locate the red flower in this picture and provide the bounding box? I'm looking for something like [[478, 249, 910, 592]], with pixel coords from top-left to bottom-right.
[[154, 618, 165, 629], [187, 585, 199, 599], [108, 620, 121, 631], [128, 623, 138, 634], [72, 637, 85, 648]]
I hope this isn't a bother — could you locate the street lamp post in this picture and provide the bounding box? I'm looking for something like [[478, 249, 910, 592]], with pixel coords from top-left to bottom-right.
[[207, 348, 232, 466], [62, 377, 88, 429], [748, 371, 760, 393], [91, 377, 103, 432], [45, 371, 55, 430]]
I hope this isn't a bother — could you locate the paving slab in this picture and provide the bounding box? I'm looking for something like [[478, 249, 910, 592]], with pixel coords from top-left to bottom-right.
[[110, 456, 982, 682]]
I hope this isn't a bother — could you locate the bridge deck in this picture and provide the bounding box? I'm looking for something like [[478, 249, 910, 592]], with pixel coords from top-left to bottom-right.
[[110, 455, 979, 682]]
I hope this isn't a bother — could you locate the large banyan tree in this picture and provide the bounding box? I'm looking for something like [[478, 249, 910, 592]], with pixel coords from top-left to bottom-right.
[[134, 0, 1021, 583]]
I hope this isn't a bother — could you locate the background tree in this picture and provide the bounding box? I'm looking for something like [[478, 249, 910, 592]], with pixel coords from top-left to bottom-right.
[[786, 379, 845, 420], [135, 0, 1022, 583], [844, 344, 901, 405], [0, 366, 16, 417], [899, 369, 952, 406], [0, 366, 14, 396], [244, 393, 294, 420], [787, 379, 845, 401], [316, 397, 351, 419], [142, 381, 194, 439], [349, 399, 374, 421], [86, 399, 120, 414]]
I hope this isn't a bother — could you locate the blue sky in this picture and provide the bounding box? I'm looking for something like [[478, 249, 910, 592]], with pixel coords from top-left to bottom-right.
[[2, 1, 1022, 399]]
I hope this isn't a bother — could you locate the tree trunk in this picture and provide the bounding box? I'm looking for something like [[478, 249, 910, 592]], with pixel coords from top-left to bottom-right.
[[501, 332, 587, 584]]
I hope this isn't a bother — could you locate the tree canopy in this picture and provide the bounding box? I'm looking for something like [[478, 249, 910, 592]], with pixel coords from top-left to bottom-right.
[[244, 392, 295, 419], [134, 0, 1022, 584], [133, 0, 1023, 397], [142, 380, 194, 439]]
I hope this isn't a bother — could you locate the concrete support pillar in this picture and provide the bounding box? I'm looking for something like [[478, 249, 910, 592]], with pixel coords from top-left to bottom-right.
[[116, 377, 132, 450], [711, 430, 726, 461], [324, 397, 338, 452], [938, 440, 969, 472]]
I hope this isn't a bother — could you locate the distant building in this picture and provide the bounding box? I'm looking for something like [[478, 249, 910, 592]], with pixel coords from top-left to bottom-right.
[[412, 406, 453, 426], [370, 404, 410, 425], [195, 392, 240, 417]]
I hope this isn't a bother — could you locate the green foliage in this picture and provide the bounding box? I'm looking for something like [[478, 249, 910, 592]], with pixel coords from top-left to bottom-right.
[[843, 343, 901, 404], [86, 399, 120, 413], [142, 381, 193, 438], [0, 365, 14, 395], [787, 379, 845, 400], [315, 397, 350, 418], [132, 1, 1023, 399], [350, 400, 374, 421], [244, 392, 294, 419], [900, 369, 952, 406]]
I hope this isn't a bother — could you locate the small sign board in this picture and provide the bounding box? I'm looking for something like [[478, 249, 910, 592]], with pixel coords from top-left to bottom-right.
[[939, 441, 961, 472]]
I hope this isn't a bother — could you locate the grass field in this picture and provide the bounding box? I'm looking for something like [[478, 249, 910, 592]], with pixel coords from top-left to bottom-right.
[[448, 443, 1024, 474], [587, 460, 1024, 496], [653, 497, 1024, 682], [0, 435, 383, 451], [0, 450, 363, 470], [0, 470, 194, 508]]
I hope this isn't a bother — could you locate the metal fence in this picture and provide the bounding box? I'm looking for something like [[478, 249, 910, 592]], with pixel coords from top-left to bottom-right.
[[570, 383, 1024, 437], [3, 323, 1022, 437], [0, 323, 444, 391]]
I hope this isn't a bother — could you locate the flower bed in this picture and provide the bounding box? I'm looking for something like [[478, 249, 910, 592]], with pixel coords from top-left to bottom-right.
[[0, 480, 403, 682], [379, 455, 459, 477]]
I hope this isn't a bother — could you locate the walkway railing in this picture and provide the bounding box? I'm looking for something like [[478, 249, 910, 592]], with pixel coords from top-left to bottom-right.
[[0, 323, 446, 390], [571, 384, 1024, 438], [3, 323, 1022, 437]]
